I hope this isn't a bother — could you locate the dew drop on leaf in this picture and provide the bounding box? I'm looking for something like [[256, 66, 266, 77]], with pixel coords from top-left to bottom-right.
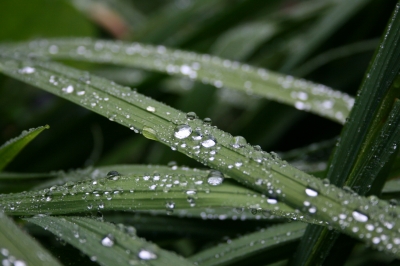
[[62, 85, 74, 94], [146, 106, 156, 112], [165, 201, 175, 215], [142, 127, 158, 141], [186, 190, 196, 195], [101, 234, 115, 247], [305, 188, 318, 197], [174, 124, 192, 139], [231, 136, 247, 148], [267, 198, 278, 204], [207, 170, 224, 186], [352, 210, 369, 223], [138, 249, 157, 260], [201, 135, 217, 148], [18, 66, 35, 74], [203, 117, 212, 125], [107, 170, 120, 180], [192, 130, 203, 140], [186, 112, 197, 120]]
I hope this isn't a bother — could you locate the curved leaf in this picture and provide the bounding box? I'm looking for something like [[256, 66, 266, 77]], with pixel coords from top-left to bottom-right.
[[26, 215, 192, 266], [1, 38, 354, 123], [0, 212, 61, 266], [0, 53, 398, 257], [0, 125, 49, 171], [189, 222, 306, 266]]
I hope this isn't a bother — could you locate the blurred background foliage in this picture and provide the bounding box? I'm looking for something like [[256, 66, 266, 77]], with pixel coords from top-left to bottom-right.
[[0, 0, 397, 174]]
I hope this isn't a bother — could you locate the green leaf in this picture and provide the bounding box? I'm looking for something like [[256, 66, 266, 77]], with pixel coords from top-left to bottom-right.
[[0, 125, 49, 171], [0, 170, 314, 224], [189, 222, 306, 266], [293, 2, 400, 264], [1, 38, 354, 124], [26, 215, 192, 266], [0, 212, 61, 266], [0, 53, 399, 257]]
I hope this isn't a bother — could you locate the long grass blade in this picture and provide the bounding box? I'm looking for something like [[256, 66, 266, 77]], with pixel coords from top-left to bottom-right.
[[1, 38, 354, 123], [0, 212, 61, 266], [0, 125, 49, 171], [189, 222, 306, 266], [0, 170, 314, 223], [292, 2, 400, 264], [0, 53, 399, 256], [26, 215, 193, 266]]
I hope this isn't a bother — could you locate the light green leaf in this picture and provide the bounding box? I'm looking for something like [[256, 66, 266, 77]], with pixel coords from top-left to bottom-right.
[[0, 212, 61, 266], [1, 38, 354, 123], [0, 125, 49, 171], [189, 222, 306, 266], [26, 215, 192, 266]]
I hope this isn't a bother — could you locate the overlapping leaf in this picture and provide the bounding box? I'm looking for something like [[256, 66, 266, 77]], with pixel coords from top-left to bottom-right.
[[0, 53, 399, 256], [0, 38, 354, 123]]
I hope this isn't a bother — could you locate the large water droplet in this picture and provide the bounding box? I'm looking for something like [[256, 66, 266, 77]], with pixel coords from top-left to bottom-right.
[[186, 112, 197, 120], [192, 130, 203, 140], [19, 66, 35, 74], [207, 170, 224, 186], [107, 170, 120, 180], [267, 198, 278, 204], [352, 210, 369, 223], [146, 106, 156, 112], [62, 85, 74, 94], [201, 135, 216, 148], [142, 127, 158, 141], [203, 117, 212, 125], [138, 249, 157, 260], [305, 188, 318, 197], [231, 136, 247, 148], [174, 124, 192, 139], [101, 234, 115, 247]]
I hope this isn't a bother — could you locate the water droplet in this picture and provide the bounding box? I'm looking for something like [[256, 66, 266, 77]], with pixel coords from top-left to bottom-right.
[[107, 170, 120, 180], [101, 234, 115, 247], [214, 80, 223, 88], [203, 117, 212, 125], [165, 201, 175, 215], [18, 66, 35, 74], [186, 112, 197, 120], [146, 106, 156, 112], [231, 136, 247, 148], [192, 130, 203, 140], [267, 198, 278, 204], [201, 135, 216, 148], [49, 45, 59, 54], [186, 190, 196, 195], [174, 124, 192, 139], [207, 170, 224, 186], [62, 85, 74, 94], [305, 188, 318, 197], [352, 210, 369, 223], [142, 127, 158, 141], [308, 206, 317, 214], [138, 249, 157, 260]]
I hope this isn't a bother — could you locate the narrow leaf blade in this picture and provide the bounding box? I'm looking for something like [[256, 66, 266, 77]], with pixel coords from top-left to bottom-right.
[[26, 215, 193, 266], [0, 125, 49, 171]]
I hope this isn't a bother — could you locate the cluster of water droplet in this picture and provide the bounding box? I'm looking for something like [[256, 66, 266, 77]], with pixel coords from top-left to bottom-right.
[[0, 248, 27, 266], [11, 38, 356, 124]]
